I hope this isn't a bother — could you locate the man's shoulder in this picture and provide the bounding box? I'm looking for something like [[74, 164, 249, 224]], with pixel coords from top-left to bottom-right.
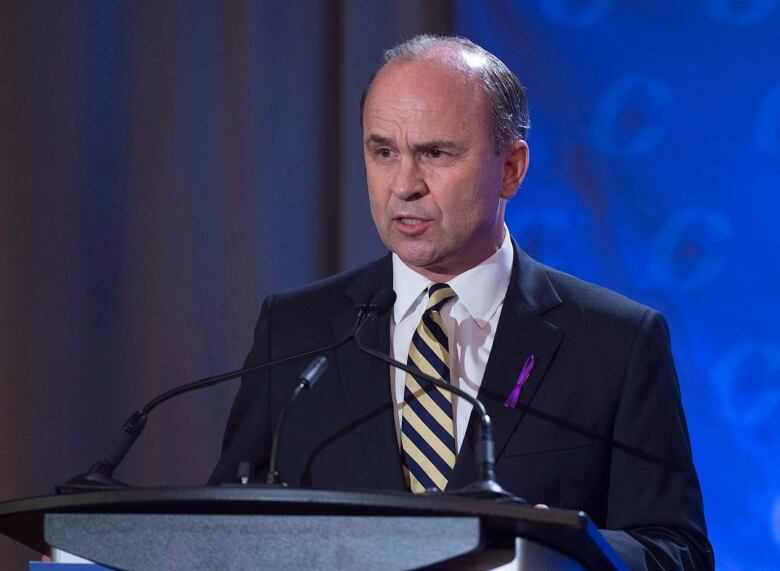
[[268, 255, 391, 314], [513, 243, 653, 321], [543, 264, 651, 318], [522, 254, 661, 340], [527, 260, 671, 362]]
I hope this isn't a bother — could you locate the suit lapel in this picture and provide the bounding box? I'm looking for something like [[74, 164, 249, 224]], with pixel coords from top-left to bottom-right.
[[330, 256, 407, 491], [449, 244, 564, 490]]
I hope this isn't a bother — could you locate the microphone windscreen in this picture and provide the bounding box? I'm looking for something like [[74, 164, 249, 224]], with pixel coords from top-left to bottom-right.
[[371, 288, 397, 315]]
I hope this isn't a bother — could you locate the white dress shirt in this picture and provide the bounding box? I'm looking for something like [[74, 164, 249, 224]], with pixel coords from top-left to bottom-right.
[[390, 228, 514, 453]]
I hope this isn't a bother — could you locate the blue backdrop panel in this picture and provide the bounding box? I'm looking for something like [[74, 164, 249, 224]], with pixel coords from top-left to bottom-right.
[[457, 2, 780, 568]]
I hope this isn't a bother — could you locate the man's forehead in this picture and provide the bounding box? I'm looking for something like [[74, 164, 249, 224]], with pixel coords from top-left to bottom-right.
[[376, 53, 480, 90], [364, 92, 480, 140], [366, 59, 482, 112], [362, 58, 490, 144]]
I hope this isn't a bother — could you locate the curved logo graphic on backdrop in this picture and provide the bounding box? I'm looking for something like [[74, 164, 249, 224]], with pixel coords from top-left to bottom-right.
[[648, 209, 733, 291], [507, 205, 599, 279], [713, 342, 780, 426], [772, 495, 780, 547], [591, 77, 673, 157], [541, 0, 613, 27], [705, 0, 779, 26], [756, 82, 780, 153]]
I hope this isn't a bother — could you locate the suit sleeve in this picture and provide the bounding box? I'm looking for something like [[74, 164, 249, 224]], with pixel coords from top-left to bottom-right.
[[603, 309, 714, 570], [207, 295, 275, 484]]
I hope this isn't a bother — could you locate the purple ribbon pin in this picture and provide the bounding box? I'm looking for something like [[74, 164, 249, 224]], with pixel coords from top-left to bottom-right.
[[504, 354, 535, 408]]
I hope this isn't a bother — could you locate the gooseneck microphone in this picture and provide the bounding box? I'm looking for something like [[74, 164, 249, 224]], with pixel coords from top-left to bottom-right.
[[266, 356, 328, 485], [58, 295, 375, 494], [353, 289, 524, 502]]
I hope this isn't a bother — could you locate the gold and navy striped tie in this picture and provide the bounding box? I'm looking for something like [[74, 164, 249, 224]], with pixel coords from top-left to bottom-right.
[[401, 283, 457, 493]]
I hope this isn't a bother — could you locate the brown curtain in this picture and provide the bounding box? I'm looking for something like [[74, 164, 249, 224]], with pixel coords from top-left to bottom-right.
[[0, 1, 453, 565]]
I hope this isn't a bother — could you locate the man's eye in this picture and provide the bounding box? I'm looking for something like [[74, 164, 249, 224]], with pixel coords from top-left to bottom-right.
[[427, 149, 442, 158], [377, 148, 392, 158]]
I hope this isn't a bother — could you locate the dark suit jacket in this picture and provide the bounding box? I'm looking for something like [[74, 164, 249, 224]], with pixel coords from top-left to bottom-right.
[[210, 244, 713, 570]]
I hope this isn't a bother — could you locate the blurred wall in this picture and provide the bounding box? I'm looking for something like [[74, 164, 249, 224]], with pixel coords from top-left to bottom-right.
[[0, 1, 452, 566]]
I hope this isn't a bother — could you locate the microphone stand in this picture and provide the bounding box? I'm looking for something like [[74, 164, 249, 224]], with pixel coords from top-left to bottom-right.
[[265, 356, 328, 485]]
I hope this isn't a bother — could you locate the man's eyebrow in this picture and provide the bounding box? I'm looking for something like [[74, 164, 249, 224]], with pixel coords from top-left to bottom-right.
[[411, 140, 462, 152], [365, 134, 393, 146], [364, 134, 464, 151]]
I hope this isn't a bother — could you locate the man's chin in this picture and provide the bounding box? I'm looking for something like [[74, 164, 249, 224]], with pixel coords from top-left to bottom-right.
[[393, 248, 438, 271], [393, 250, 461, 281]]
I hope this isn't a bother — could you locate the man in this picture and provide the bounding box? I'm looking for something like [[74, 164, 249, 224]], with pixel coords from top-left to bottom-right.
[[210, 35, 712, 570]]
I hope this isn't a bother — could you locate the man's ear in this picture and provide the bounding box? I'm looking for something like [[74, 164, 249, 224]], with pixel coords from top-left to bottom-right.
[[500, 140, 530, 200]]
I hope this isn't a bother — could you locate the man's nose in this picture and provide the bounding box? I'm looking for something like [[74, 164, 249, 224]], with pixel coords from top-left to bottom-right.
[[390, 157, 427, 200]]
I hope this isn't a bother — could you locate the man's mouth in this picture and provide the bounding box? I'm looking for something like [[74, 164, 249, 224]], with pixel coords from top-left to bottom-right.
[[393, 216, 432, 235]]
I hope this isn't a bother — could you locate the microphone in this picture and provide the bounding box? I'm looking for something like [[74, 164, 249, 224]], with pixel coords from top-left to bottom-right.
[[352, 288, 524, 502], [354, 288, 397, 337], [266, 356, 328, 485], [57, 296, 373, 494]]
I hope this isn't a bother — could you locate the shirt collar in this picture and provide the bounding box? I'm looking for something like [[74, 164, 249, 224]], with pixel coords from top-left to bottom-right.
[[391, 227, 514, 327], [392, 255, 430, 325]]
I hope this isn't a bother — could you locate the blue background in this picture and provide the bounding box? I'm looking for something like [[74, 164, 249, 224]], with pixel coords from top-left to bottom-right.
[[458, 1, 780, 568]]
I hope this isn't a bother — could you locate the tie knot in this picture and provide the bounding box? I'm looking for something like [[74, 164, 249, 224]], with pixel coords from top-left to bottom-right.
[[426, 283, 456, 312]]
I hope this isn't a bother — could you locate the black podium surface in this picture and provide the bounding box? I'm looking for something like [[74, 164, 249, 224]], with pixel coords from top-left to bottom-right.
[[0, 486, 626, 570]]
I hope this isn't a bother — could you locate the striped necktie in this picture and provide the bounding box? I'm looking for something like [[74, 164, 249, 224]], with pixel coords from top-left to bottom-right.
[[401, 283, 457, 493]]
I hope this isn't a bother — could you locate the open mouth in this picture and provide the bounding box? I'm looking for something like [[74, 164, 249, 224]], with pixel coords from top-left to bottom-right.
[[393, 216, 432, 235]]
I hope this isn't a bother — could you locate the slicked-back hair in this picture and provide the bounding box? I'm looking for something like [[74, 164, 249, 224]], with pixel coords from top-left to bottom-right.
[[359, 34, 530, 154]]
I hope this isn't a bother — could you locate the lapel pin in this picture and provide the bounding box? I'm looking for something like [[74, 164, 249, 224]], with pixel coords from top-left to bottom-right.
[[504, 354, 535, 409]]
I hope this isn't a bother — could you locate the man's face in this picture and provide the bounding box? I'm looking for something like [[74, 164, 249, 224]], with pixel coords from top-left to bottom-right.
[[362, 57, 528, 281]]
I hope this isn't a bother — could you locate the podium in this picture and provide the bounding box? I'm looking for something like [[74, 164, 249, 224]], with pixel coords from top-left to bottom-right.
[[0, 486, 626, 570]]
